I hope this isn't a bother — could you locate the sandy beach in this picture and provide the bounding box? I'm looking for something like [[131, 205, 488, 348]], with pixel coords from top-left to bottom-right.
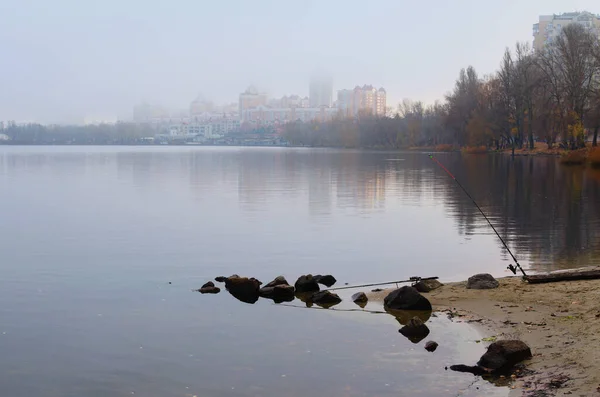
[[368, 277, 600, 396]]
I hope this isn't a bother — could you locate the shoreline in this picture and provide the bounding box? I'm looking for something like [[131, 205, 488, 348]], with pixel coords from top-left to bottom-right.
[[367, 276, 600, 396]]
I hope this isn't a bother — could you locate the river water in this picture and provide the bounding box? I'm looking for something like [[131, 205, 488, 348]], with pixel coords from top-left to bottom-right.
[[1, 146, 598, 397]]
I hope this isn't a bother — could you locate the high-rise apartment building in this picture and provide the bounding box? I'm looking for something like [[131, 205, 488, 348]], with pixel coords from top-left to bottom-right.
[[309, 72, 333, 108], [239, 86, 268, 121], [336, 85, 386, 117], [533, 11, 600, 50]]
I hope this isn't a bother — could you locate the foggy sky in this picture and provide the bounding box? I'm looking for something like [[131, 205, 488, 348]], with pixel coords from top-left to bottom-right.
[[1, 0, 598, 124]]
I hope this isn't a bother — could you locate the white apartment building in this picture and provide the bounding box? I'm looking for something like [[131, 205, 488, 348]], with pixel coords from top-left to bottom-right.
[[533, 11, 600, 50]]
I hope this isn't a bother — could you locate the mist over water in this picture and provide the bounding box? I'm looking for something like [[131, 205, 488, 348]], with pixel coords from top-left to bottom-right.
[[0, 146, 598, 396]]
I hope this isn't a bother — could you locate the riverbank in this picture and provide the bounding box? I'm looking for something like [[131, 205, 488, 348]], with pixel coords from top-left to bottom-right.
[[367, 277, 600, 396]]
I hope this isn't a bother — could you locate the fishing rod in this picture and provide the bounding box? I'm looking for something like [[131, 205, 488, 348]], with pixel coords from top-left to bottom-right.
[[428, 154, 527, 277], [327, 276, 439, 291]]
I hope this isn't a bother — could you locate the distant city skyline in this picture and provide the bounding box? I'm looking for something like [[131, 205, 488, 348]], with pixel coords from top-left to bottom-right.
[[1, 0, 599, 124]]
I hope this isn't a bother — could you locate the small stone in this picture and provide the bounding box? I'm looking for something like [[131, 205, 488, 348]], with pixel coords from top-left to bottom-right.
[[264, 276, 290, 288], [351, 292, 368, 305], [294, 275, 320, 293], [467, 273, 499, 290], [313, 274, 337, 287], [414, 279, 444, 293], [477, 340, 532, 371], [215, 276, 227, 283], [201, 281, 215, 289], [424, 341, 438, 352], [310, 290, 342, 308], [399, 317, 430, 343]]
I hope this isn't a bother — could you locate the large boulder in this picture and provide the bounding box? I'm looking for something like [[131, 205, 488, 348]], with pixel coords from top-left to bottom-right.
[[264, 276, 290, 288], [467, 273, 499, 290], [413, 279, 444, 293], [294, 275, 320, 293], [399, 317, 430, 343], [259, 284, 295, 303], [384, 286, 432, 311], [310, 290, 342, 308], [214, 276, 228, 283], [477, 340, 532, 371], [225, 276, 262, 304], [198, 281, 220, 294], [314, 274, 337, 288]]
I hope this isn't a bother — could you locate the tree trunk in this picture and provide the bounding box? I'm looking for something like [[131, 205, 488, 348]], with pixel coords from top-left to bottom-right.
[[593, 126, 598, 147]]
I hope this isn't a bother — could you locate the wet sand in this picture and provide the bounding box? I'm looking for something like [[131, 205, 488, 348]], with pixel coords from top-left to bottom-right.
[[367, 277, 600, 396]]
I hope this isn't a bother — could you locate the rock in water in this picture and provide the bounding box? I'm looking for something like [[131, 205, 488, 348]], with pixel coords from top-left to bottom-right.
[[215, 276, 227, 283], [310, 290, 342, 308], [314, 274, 337, 287], [224, 276, 261, 304], [466, 273, 499, 290], [351, 292, 368, 305], [414, 279, 444, 293], [198, 281, 221, 294], [264, 276, 290, 288], [259, 284, 295, 303], [384, 286, 432, 311], [477, 340, 532, 371], [399, 317, 430, 343], [424, 341, 439, 352], [294, 275, 320, 293]]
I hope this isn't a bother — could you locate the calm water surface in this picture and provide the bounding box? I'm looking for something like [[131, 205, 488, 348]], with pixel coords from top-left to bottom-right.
[[1, 146, 599, 397]]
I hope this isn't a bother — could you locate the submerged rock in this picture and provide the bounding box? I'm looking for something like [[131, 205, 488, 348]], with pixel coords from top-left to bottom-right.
[[310, 290, 342, 308], [264, 276, 290, 288], [294, 275, 320, 293], [198, 281, 220, 294], [413, 279, 444, 293], [450, 340, 531, 376], [351, 292, 368, 307], [399, 316, 430, 343], [384, 286, 432, 311], [259, 284, 295, 303], [314, 274, 337, 287], [225, 276, 262, 304], [424, 341, 438, 352], [477, 340, 532, 371], [467, 273, 499, 290]]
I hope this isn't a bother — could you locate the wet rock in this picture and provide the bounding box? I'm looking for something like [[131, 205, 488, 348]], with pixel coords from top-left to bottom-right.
[[467, 273, 499, 290], [224, 276, 261, 304], [259, 284, 295, 303], [264, 276, 290, 288], [351, 292, 368, 306], [198, 281, 221, 294], [314, 274, 337, 287], [414, 279, 444, 293], [383, 286, 432, 311], [294, 275, 320, 293], [310, 290, 342, 308], [424, 341, 438, 352], [399, 316, 430, 343], [477, 340, 532, 371], [215, 276, 227, 283]]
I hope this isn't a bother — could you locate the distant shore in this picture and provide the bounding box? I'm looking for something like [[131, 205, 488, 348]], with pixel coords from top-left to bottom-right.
[[367, 277, 600, 396]]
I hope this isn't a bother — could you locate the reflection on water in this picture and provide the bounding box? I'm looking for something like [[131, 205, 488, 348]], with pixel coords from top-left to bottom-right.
[[1, 146, 598, 396]]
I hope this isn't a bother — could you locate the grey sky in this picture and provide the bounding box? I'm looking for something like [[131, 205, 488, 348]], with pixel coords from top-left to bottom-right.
[[1, 0, 598, 124]]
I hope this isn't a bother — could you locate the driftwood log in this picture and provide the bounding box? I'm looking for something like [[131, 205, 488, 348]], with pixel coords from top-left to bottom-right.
[[525, 266, 600, 284]]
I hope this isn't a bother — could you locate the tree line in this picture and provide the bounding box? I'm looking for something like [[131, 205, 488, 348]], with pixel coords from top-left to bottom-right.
[[0, 122, 155, 145], [284, 24, 600, 151]]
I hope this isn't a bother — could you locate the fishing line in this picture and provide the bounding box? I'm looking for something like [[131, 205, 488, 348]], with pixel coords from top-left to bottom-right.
[[428, 154, 527, 277]]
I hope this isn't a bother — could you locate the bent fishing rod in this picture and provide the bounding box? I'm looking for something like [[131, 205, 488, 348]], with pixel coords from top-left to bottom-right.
[[428, 154, 527, 277]]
